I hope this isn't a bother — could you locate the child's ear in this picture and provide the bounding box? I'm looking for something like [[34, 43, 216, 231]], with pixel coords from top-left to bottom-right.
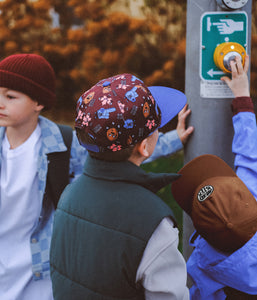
[[35, 102, 45, 112], [136, 138, 150, 158]]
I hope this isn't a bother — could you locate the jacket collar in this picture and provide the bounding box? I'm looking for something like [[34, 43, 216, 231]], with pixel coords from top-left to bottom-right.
[[0, 116, 67, 156], [84, 155, 180, 193], [38, 116, 67, 154]]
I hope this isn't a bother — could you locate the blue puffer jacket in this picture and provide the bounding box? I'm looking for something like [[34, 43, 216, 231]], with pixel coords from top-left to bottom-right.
[[188, 99, 257, 299]]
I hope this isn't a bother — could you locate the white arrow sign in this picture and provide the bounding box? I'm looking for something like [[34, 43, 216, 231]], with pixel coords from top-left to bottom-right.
[[207, 68, 225, 77]]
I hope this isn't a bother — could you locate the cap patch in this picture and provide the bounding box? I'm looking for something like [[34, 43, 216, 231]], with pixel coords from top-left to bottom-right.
[[197, 185, 214, 202]]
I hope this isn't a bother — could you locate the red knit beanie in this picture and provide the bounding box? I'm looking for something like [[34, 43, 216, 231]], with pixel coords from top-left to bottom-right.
[[0, 53, 56, 109]]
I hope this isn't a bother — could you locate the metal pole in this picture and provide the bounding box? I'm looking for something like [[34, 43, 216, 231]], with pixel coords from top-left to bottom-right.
[[184, 0, 252, 261]]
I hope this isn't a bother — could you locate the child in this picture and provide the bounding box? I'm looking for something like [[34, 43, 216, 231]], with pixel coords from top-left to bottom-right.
[[50, 73, 190, 299], [171, 55, 257, 299], [172, 154, 257, 299], [0, 53, 192, 300], [0, 53, 87, 300]]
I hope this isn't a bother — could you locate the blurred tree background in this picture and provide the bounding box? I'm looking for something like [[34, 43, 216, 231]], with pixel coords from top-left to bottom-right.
[[0, 0, 256, 119], [0, 0, 256, 116], [0, 0, 187, 123]]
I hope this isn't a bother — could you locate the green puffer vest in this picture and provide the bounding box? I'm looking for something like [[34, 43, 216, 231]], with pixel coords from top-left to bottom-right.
[[50, 156, 179, 300]]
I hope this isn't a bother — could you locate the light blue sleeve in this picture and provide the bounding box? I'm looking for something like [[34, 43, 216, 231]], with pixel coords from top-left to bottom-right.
[[187, 234, 227, 300], [144, 130, 183, 164], [232, 112, 257, 200], [69, 131, 88, 182]]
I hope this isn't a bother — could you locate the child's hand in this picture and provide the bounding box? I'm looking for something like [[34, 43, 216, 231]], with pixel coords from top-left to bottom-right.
[[176, 104, 194, 145], [221, 54, 250, 97]]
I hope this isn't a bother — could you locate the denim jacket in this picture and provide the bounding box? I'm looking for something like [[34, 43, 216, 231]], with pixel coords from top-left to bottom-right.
[[0, 116, 88, 281]]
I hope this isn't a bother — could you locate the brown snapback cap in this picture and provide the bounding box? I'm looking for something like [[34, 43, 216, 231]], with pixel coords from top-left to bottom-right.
[[171, 154, 257, 252]]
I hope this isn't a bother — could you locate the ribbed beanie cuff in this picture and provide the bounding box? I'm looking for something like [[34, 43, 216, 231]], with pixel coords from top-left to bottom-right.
[[0, 54, 56, 109]]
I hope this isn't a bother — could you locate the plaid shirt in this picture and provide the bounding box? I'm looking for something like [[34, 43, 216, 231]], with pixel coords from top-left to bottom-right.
[[0, 116, 88, 281]]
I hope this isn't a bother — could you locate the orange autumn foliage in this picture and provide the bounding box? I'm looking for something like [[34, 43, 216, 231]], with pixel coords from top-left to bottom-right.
[[0, 0, 256, 115]]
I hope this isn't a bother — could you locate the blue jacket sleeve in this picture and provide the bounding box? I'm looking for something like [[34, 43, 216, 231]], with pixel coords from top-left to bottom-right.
[[232, 111, 257, 200], [69, 131, 88, 182], [144, 130, 183, 164]]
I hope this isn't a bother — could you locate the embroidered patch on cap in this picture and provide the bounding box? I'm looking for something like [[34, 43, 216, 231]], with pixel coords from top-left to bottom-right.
[[197, 185, 214, 202]]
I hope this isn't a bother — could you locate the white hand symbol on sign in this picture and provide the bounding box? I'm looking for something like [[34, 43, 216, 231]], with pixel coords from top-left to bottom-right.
[[213, 19, 244, 34]]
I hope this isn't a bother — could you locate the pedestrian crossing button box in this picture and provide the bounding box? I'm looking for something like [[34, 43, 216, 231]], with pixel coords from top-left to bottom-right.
[[200, 12, 247, 80]]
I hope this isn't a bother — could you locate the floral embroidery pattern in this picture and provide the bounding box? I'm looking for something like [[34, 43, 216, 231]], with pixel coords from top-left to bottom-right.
[[146, 119, 156, 130], [99, 95, 112, 106], [109, 144, 122, 152], [80, 112, 91, 126]]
